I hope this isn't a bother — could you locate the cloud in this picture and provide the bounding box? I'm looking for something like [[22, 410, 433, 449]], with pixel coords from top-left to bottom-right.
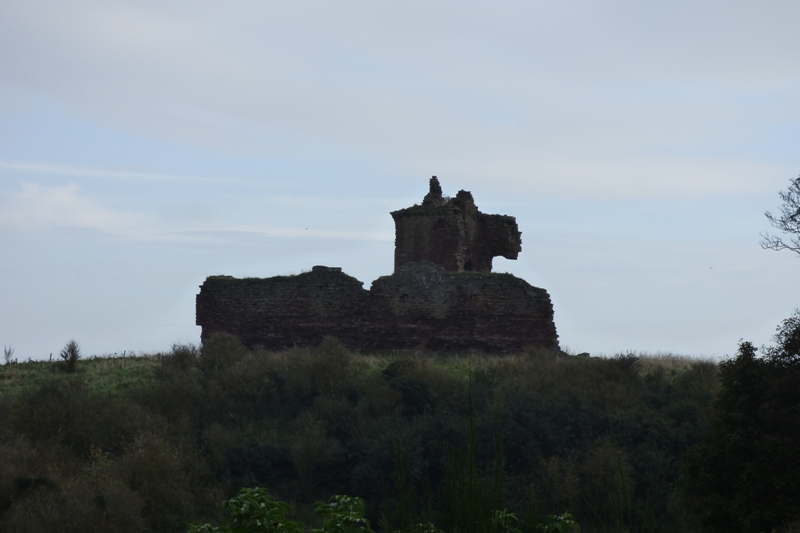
[[0, 180, 392, 243], [0, 159, 223, 184], [0, 182, 148, 233], [162, 227, 392, 243], [2, 1, 799, 199]]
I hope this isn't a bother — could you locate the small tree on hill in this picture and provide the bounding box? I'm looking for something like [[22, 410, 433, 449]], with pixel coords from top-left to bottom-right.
[[761, 175, 800, 256], [60, 339, 81, 373]]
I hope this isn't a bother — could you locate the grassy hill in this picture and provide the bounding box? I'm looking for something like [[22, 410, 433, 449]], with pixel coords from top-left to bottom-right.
[[0, 338, 718, 533]]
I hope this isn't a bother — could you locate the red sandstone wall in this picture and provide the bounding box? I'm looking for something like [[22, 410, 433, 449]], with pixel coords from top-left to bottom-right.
[[195, 266, 369, 349], [391, 187, 521, 274], [196, 262, 559, 353]]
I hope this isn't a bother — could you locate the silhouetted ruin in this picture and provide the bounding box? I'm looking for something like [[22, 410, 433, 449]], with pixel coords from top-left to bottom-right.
[[196, 177, 559, 352], [392, 177, 521, 273]]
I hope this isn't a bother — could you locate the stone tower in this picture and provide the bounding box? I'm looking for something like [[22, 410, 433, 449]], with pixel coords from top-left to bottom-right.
[[390, 176, 522, 273]]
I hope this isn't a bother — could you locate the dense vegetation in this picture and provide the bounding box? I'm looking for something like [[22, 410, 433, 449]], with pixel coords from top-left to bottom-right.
[[186, 487, 579, 533], [0, 337, 723, 533], [683, 313, 800, 533]]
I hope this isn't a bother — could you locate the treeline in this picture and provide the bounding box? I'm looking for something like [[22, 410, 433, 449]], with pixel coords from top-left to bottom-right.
[[0, 337, 724, 533], [683, 313, 800, 533]]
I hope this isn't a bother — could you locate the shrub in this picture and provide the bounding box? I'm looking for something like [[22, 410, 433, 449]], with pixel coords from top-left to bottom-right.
[[225, 441, 295, 489], [537, 513, 580, 533], [60, 340, 81, 373], [316, 338, 359, 394], [190, 490, 576, 533], [313, 494, 375, 533], [113, 432, 194, 531], [159, 344, 199, 376], [382, 360, 437, 417], [188, 487, 304, 533], [198, 334, 248, 378], [188, 491, 381, 533], [2, 474, 147, 533], [292, 411, 342, 498], [3, 345, 14, 365], [12, 379, 150, 457]]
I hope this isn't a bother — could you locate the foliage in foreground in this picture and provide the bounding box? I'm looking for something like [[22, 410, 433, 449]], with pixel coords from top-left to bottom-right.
[[189, 488, 579, 533], [188, 487, 303, 533]]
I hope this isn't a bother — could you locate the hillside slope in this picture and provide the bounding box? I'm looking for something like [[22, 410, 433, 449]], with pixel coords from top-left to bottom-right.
[[0, 339, 717, 533]]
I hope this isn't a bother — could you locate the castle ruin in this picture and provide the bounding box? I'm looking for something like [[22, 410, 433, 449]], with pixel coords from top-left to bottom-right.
[[196, 177, 559, 352], [392, 177, 521, 274]]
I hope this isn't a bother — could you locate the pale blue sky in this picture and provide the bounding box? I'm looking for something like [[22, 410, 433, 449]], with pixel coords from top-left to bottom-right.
[[2, 1, 800, 359]]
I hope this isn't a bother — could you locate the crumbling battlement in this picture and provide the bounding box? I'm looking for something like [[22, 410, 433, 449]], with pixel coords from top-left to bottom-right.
[[196, 178, 559, 353], [197, 262, 558, 352], [391, 177, 521, 274], [196, 266, 370, 350]]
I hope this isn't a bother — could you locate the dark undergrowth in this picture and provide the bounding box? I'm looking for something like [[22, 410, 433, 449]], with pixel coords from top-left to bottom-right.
[[0, 337, 718, 532]]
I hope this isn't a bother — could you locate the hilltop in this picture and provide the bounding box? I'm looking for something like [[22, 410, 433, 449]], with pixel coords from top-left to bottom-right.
[[0, 339, 717, 532]]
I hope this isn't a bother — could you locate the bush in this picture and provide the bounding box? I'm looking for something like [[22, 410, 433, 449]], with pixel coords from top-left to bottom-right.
[[188, 487, 304, 533], [159, 344, 199, 376], [1, 452, 146, 533], [113, 432, 194, 531], [314, 494, 375, 533], [189, 490, 577, 533], [60, 340, 81, 373], [382, 360, 437, 417], [198, 334, 248, 378], [3, 345, 14, 365], [12, 379, 149, 457], [312, 338, 360, 397]]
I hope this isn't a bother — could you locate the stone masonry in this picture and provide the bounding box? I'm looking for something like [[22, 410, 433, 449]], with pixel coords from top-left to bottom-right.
[[196, 178, 559, 353], [392, 177, 522, 274]]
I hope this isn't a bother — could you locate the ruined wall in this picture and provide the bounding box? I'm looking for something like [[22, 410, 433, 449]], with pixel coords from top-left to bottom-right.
[[365, 262, 558, 352], [196, 262, 559, 353], [391, 177, 521, 274], [195, 177, 558, 353], [196, 266, 369, 349]]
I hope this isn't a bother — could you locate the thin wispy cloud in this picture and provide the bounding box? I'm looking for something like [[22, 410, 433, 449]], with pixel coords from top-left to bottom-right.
[[3, 2, 797, 199], [164, 227, 392, 243], [0, 182, 392, 244], [0, 159, 226, 185], [0, 182, 150, 232]]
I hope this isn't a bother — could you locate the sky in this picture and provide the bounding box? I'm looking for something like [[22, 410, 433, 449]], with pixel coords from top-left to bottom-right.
[[2, 1, 800, 360]]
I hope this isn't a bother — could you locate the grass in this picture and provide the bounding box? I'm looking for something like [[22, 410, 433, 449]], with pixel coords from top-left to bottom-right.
[[0, 347, 714, 398], [0, 353, 162, 397], [0, 348, 716, 395]]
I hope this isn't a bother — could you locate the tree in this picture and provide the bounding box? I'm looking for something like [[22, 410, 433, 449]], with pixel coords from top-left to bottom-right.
[[60, 339, 81, 373], [761, 175, 800, 255], [187, 490, 376, 533], [683, 313, 800, 533], [188, 488, 304, 533]]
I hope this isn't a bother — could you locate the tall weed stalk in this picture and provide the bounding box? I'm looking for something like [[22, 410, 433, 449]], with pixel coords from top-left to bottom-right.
[[395, 440, 408, 531], [443, 358, 507, 533], [612, 453, 632, 532]]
